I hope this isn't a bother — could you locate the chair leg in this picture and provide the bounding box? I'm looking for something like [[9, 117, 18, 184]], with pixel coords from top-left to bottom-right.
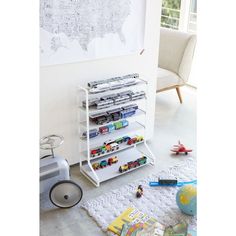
[[176, 87, 183, 104]]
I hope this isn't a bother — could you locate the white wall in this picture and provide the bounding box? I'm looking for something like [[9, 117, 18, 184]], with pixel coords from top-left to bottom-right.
[[40, 0, 162, 165]]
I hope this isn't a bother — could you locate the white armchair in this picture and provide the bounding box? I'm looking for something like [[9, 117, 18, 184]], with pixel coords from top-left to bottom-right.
[[157, 28, 197, 103]]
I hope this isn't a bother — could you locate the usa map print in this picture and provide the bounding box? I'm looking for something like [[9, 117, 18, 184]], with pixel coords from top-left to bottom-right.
[[40, 0, 146, 66]]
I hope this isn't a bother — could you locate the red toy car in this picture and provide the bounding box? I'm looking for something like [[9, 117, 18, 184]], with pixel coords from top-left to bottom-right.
[[171, 141, 192, 155], [127, 137, 137, 145], [108, 156, 118, 165]]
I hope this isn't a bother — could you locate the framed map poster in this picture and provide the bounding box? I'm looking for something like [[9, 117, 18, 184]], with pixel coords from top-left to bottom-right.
[[40, 0, 146, 66]]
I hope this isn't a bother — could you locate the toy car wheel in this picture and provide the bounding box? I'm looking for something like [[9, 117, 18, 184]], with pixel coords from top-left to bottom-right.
[[176, 152, 179, 155], [49, 180, 83, 208], [185, 152, 188, 155]]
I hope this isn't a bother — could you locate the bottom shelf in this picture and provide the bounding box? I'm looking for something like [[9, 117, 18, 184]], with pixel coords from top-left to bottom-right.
[[80, 147, 152, 185]]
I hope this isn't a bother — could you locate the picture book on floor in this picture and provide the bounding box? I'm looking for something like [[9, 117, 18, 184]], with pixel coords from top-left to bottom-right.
[[107, 207, 164, 236]]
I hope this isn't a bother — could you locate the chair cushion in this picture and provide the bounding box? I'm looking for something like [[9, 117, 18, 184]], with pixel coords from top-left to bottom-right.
[[156, 67, 184, 91]]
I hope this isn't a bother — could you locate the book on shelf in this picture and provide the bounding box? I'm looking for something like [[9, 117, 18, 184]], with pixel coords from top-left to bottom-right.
[[107, 207, 164, 236]]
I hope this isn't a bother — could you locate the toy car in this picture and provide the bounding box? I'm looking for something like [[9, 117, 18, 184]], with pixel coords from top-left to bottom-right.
[[105, 144, 112, 152], [40, 135, 83, 208], [110, 143, 119, 151], [90, 147, 101, 157], [119, 164, 129, 173], [127, 137, 137, 145], [171, 141, 192, 155], [92, 162, 100, 170], [100, 160, 108, 168], [123, 136, 131, 142], [137, 156, 147, 165], [136, 135, 144, 142], [108, 156, 118, 165], [128, 160, 139, 169], [115, 137, 124, 144]]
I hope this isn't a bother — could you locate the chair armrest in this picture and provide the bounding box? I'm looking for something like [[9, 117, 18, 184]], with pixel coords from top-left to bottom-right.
[[178, 34, 197, 83]]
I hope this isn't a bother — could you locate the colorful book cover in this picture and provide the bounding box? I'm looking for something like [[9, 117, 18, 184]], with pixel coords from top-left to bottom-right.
[[107, 207, 164, 236]]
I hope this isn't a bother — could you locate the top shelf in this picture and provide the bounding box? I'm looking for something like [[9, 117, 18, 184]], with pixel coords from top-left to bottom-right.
[[79, 78, 147, 97]]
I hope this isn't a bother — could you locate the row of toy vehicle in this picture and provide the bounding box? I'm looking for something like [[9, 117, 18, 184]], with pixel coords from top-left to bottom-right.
[[90, 135, 144, 157], [88, 73, 139, 94], [82, 120, 129, 139], [92, 156, 118, 170], [83, 90, 145, 110], [119, 156, 147, 173], [89, 104, 138, 125]]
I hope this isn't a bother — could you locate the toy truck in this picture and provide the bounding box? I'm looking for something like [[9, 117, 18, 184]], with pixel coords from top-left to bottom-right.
[[99, 126, 109, 134], [82, 129, 99, 139], [114, 121, 123, 130], [114, 120, 129, 130], [121, 108, 136, 118]]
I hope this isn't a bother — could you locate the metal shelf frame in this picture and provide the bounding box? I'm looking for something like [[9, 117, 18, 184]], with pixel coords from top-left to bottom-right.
[[77, 78, 156, 187]]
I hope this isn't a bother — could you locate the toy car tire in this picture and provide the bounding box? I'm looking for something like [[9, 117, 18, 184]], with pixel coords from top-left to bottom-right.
[[49, 180, 83, 208]]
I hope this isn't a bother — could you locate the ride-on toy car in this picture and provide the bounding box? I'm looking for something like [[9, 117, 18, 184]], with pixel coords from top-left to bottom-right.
[[171, 141, 192, 155], [40, 135, 83, 208]]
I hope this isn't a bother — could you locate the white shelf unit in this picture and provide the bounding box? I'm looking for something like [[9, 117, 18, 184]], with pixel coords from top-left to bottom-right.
[[78, 78, 156, 187]]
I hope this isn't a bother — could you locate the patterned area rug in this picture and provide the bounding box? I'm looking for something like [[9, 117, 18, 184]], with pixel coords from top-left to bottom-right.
[[81, 158, 197, 235]]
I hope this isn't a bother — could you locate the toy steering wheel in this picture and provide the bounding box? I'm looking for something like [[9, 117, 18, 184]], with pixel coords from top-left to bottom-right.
[[40, 135, 64, 150]]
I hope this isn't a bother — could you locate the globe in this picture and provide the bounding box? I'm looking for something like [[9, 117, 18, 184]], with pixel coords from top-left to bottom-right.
[[176, 185, 197, 216]]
